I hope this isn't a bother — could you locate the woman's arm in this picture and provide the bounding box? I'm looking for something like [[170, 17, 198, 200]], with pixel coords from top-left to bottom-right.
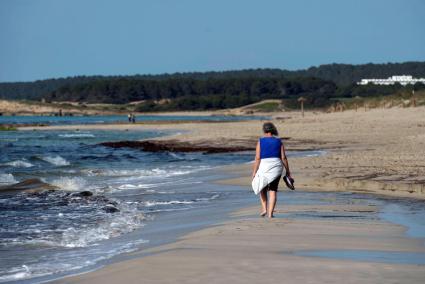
[[252, 141, 261, 179], [281, 143, 291, 177]]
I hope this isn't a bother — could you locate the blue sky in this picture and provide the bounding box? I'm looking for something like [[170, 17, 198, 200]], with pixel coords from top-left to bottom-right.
[[1, 0, 425, 82]]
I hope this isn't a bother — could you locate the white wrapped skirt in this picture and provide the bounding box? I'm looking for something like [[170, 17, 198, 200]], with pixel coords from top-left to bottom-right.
[[251, 158, 283, 195]]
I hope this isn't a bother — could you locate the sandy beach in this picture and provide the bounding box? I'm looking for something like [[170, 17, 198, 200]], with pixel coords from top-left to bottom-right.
[[55, 202, 425, 284], [12, 106, 423, 283], [21, 105, 425, 198]]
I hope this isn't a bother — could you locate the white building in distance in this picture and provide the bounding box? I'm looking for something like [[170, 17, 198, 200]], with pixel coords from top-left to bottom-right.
[[358, 75, 425, 86]]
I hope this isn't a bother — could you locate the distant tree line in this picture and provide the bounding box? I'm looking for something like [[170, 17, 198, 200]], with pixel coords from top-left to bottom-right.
[[1, 61, 425, 101], [43, 76, 425, 111], [44, 76, 340, 110]]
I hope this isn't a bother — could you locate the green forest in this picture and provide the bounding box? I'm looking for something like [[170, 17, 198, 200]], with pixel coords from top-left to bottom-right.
[[1, 62, 425, 111]]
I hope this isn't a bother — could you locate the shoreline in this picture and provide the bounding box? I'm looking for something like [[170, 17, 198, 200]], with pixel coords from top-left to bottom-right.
[[28, 166, 258, 284], [4, 108, 425, 282], [53, 166, 425, 284], [16, 106, 425, 199]]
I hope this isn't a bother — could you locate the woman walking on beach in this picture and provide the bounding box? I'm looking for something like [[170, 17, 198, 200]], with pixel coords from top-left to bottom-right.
[[252, 122, 291, 218]]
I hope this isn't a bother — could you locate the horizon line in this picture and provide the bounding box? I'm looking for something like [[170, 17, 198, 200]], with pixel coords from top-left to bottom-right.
[[1, 60, 424, 84]]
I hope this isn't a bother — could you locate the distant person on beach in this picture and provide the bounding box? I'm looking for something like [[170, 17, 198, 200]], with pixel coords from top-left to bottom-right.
[[131, 114, 136, 123], [252, 122, 291, 218], [128, 113, 132, 123]]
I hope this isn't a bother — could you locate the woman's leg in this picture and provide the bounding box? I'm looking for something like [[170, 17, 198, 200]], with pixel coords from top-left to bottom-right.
[[268, 190, 277, 218], [260, 189, 267, 216]]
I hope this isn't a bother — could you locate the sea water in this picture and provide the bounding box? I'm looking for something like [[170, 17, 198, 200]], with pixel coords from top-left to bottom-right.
[[0, 124, 261, 282], [0, 114, 267, 126]]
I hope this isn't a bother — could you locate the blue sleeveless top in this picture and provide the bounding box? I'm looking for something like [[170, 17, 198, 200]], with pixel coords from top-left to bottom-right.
[[259, 137, 282, 159]]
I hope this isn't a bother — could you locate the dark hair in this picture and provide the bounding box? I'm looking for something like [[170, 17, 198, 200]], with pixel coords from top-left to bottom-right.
[[262, 122, 278, 136]]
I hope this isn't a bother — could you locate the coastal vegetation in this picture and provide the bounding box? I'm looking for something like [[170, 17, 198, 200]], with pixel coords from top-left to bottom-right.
[[336, 89, 425, 110], [0, 62, 425, 111]]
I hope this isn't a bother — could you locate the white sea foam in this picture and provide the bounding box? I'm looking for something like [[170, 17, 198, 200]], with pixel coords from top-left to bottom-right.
[[86, 168, 172, 177], [144, 200, 194, 207], [58, 133, 95, 138], [118, 183, 157, 190], [0, 265, 31, 282], [50, 177, 87, 191], [60, 208, 145, 248], [0, 238, 148, 283], [0, 201, 145, 250], [3, 160, 34, 168], [40, 155, 70, 166], [0, 173, 17, 184], [87, 166, 210, 179], [116, 179, 202, 191]]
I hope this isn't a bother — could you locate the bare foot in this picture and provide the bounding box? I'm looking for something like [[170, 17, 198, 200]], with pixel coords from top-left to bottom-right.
[[260, 211, 267, 217]]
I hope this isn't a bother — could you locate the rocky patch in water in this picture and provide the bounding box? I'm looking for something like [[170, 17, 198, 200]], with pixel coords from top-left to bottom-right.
[[99, 140, 255, 153], [0, 178, 58, 194]]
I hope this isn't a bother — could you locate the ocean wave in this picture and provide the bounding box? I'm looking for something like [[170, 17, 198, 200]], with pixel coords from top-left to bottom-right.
[[37, 155, 70, 166], [40, 155, 70, 166], [0, 265, 32, 283], [0, 192, 145, 249], [0, 173, 17, 184], [50, 177, 87, 191], [0, 238, 148, 283], [59, 211, 144, 248], [85, 168, 179, 177], [2, 159, 34, 168], [86, 166, 210, 178], [115, 179, 202, 191], [58, 133, 95, 138], [56, 204, 144, 248], [117, 183, 157, 190]]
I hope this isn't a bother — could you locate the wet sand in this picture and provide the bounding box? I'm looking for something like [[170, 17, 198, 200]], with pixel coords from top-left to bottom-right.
[[55, 200, 425, 284]]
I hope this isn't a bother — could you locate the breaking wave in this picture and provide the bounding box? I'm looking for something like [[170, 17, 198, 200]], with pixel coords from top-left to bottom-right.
[[0, 173, 17, 184], [50, 177, 87, 191], [2, 159, 34, 168], [85, 166, 210, 178], [40, 155, 71, 166], [0, 191, 146, 249]]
